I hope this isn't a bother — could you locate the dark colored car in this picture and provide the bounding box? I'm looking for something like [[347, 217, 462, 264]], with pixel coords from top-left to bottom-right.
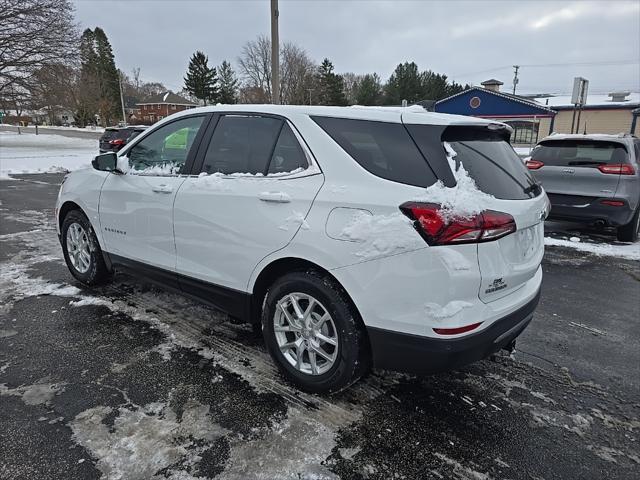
[[526, 133, 640, 242], [99, 126, 148, 153]]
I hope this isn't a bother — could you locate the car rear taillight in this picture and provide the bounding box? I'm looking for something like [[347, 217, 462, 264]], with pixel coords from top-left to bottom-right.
[[400, 202, 516, 246], [433, 322, 483, 335], [600, 199, 626, 207], [526, 159, 544, 170], [109, 139, 125, 146], [597, 164, 635, 175]]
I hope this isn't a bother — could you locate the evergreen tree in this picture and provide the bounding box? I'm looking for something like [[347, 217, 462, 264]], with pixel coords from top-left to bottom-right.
[[76, 28, 98, 126], [316, 58, 347, 106], [384, 62, 424, 105], [355, 73, 383, 105], [75, 27, 120, 126], [217, 60, 238, 104], [184, 51, 218, 105], [93, 27, 121, 125]]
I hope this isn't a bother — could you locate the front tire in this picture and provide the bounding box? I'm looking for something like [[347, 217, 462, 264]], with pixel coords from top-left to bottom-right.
[[616, 207, 640, 242], [262, 271, 370, 393], [61, 210, 110, 285]]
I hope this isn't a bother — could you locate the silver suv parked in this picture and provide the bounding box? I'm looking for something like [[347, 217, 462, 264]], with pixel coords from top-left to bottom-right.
[[526, 134, 640, 242]]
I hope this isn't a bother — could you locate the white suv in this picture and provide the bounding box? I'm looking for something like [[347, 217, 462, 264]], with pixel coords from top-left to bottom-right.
[[56, 105, 549, 392]]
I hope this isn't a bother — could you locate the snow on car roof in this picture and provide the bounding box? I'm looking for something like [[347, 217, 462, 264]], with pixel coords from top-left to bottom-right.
[[538, 132, 635, 144], [177, 104, 498, 127], [532, 92, 640, 108]]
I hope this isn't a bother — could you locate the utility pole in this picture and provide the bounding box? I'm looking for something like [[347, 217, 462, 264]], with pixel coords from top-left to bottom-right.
[[119, 71, 127, 126], [512, 65, 520, 95], [270, 0, 280, 105]]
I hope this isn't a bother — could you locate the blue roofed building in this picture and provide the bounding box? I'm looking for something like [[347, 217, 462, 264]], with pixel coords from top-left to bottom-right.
[[434, 79, 557, 147]]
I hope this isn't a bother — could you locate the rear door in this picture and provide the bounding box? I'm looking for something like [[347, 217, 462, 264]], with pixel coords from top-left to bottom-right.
[[529, 140, 626, 206], [173, 114, 324, 297]]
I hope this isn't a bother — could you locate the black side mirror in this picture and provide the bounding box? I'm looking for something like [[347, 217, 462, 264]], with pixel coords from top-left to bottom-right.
[[92, 152, 120, 173]]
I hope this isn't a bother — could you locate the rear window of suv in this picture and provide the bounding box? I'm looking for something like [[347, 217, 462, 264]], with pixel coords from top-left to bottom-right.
[[411, 125, 540, 200], [531, 140, 629, 167], [311, 116, 437, 188]]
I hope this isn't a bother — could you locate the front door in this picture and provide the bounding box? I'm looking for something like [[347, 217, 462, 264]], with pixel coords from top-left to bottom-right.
[[99, 115, 208, 274], [173, 114, 324, 298]]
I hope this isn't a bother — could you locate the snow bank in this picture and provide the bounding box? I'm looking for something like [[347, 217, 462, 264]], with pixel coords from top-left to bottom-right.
[[0, 132, 97, 176], [544, 237, 640, 261]]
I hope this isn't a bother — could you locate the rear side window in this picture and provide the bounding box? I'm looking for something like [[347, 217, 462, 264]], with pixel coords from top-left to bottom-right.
[[531, 140, 629, 167], [311, 116, 437, 188], [268, 123, 308, 175], [201, 115, 283, 175]]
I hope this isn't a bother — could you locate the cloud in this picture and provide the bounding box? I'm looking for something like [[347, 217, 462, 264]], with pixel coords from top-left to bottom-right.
[[72, 0, 640, 95]]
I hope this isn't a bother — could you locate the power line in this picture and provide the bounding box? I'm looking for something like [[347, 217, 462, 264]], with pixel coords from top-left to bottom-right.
[[452, 59, 639, 78]]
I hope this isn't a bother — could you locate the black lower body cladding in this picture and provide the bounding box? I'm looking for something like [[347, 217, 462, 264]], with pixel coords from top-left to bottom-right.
[[367, 289, 541, 374]]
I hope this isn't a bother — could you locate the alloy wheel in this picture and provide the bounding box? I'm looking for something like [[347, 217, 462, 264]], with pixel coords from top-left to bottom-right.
[[273, 292, 338, 375], [66, 222, 91, 274]]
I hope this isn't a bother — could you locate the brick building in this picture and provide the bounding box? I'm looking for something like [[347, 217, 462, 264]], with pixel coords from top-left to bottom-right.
[[134, 91, 197, 124]]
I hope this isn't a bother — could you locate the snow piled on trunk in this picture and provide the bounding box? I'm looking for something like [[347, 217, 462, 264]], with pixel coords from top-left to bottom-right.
[[415, 142, 495, 221]]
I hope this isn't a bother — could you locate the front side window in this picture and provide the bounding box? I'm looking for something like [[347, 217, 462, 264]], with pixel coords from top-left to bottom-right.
[[127, 115, 205, 173], [200, 115, 284, 175]]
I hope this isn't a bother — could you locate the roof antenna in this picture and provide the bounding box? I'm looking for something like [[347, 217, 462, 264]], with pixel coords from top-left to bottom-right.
[[583, 123, 587, 135]]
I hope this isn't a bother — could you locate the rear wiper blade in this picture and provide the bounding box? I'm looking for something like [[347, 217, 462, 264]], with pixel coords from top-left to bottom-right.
[[567, 161, 605, 166], [523, 182, 542, 195]]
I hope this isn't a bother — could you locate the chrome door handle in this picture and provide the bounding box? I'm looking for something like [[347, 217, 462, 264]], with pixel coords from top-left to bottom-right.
[[152, 184, 173, 194], [258, 191, 291, 203]]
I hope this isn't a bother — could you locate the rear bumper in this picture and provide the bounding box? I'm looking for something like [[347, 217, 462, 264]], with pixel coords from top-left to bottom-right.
[[547, 195, 634, 226], [367, 288, 541, 374]]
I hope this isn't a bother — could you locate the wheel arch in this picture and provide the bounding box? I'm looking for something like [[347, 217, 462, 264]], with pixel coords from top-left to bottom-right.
[[58, 200, 83, 232], [251, 257, 369, 338]]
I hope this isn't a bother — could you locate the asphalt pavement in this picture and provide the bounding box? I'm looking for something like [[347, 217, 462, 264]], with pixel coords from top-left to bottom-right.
[[1, 174, 638, 480]]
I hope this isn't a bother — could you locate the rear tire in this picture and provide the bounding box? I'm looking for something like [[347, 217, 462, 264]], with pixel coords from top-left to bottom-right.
[[61, 210, 111, 285], [616, 207, 640, 242], [261, 270, 370, 393]]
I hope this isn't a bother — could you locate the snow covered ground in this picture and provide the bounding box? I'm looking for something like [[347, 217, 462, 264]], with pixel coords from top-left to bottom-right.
[[544, 236, 640, 260], [0, 132, 98, 177]]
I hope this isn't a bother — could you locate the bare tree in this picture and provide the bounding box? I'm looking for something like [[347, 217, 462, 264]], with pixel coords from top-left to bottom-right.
[[0, 0, 78, 95], [238, 35, 272, 102], [238, 35, 315, 104], [30, 63, 80, 124], [280, 43, 316, 104], [342, 72, 363, 105]]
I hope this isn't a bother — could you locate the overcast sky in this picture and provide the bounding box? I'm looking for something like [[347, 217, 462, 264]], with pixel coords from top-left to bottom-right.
[[73, 0, 639, 96]]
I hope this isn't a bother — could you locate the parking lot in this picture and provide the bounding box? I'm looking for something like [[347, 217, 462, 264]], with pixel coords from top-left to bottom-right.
[[1, 172, 638, 480]]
